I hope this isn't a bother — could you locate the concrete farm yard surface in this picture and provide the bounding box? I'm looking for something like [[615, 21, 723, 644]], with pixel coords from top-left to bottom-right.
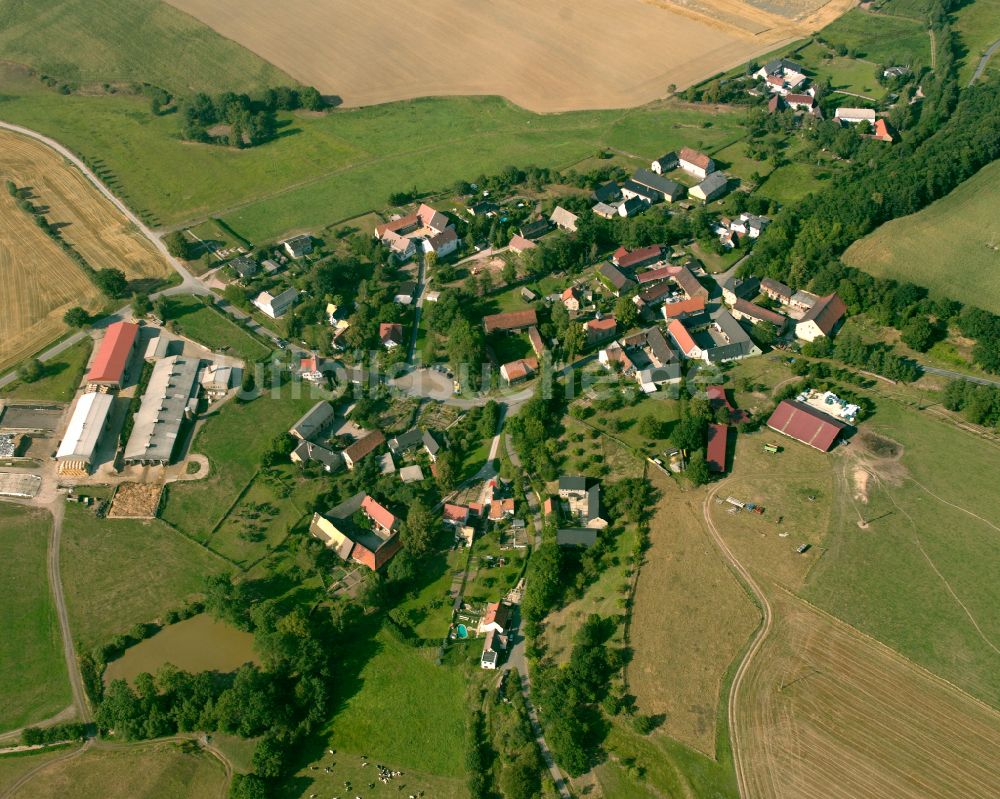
[[0, 128, 170, 372], [165, 0, 855, 112]]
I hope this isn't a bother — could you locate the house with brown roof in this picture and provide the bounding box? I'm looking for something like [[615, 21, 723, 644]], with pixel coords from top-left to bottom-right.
[[672, 265, 708, 299], [309, 492, 401, 571], [483, 309, 538, 334], [707, 423, 729, 473], [795, 294, 847, 341], [760, 277, 793, 303], [678, 147, 716, 180], [479, 601, 513, 635], [731, 299, 788, 331], [342, 430, 386, 470], [561, 285, 586, 312], [443, 503, 470, 527], [584, 316, 617, 346], [379, 322, 404, 349], [662, 295, 706, 320], [614, 244, 664, 271], [500, 357, 538, 385]]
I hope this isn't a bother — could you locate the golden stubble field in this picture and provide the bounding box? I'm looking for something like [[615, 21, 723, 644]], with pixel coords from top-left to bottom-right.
[[164, 0, 856, 112], [737, 587, 1000, 799], [0, 129, 170, 371]]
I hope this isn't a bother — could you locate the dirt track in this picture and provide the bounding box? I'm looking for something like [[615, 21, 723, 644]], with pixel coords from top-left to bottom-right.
[[165, 0, 856, 112]]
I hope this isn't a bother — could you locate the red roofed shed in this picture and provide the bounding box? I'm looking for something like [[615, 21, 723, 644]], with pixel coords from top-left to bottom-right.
[[707, 423, 729, 472], [87, 321, 139, 387]]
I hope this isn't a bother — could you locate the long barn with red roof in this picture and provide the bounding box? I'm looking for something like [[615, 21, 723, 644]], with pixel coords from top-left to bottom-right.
[[87, 321, 139, 388], [766, 400, 848, 452]]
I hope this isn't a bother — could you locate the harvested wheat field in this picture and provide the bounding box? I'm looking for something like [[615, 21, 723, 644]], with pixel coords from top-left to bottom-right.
[[165, 0, 855, 112], [736, 587, 1000, 799], [0, 129, 170, 371], [628, 471, 756, 753]]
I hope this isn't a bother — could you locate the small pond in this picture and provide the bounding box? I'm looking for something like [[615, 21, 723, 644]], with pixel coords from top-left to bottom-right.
[[104, 614, 259, 684]]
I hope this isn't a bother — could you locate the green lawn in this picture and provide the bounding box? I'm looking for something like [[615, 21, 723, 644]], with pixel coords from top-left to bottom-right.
[[955, 0, 1000, 83], [0, 0, 292, 94], [805, 401, 1000, 706], [820, 9, 932, 68], [0, 337, 92, 402], [0, 75, 746, 239], [392, 548, 465, 641], [0, 504, 71, 730], [761, 161, 828, 204], [166, 295, 271, 363], [160, 391, 321, 541], [842, 159, 1000, 314], [60, 505, 228, 652], [325, 627, 469, 778]]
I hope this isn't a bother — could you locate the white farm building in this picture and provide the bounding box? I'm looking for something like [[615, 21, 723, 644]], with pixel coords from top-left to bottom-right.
[[56, 391, 115, 475]]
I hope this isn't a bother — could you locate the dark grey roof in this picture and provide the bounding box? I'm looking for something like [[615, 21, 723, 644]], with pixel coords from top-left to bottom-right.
[[395, 280, 417, 296], [294, 440, 342, 469], [388, 427, 423, 454], [520, 219, 551, 240], [722, 275, 760, 299], [557, 528, 598, 548], [653, 152, 678, 167], [587, 484, 601, 520], [559, 475, 588, 492], [599, 262, 635, 292], [591, 181, 621, 203], [621, 179, 658, 203], [644, 326, 677, 364], [764, 58, 804, 75], [639, 364, 682, 383], [422, 430, 440, 456], [619, 196, 646, 216], [761, 277, 793, 297], [230, 255, 258, 277], [632, 169, 684, 198], [705, 309, 758, 362]]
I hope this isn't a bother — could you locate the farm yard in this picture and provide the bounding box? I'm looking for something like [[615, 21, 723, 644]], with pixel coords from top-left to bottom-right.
[[736, 586, 1000, 799], [0, 127, 171, 371], [843, 159, 1000, 314], [163, 0, 848, 113], [0, 503, 70, 731], [629, 471, 756, 755]]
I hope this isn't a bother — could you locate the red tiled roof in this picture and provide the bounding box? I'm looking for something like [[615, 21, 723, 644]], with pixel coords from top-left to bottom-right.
[[300, 355, 320, 372], [663, 295, 706, 318], [443, 503, 469, 524], [87, 321, 138, 384], [786, 93, 814, 107], [799, 294, 846, 336], [616, 244, 663, 269], [707, 423, 728, 472], [343, 431, 385, 463], [561, 286, 578, 300], [543, 497, 554, 515], [636, 265, 678, 284], [668, 319, 698, 355], [501, 358, 538, 382], [586, 317, 617, 332], [483, 601, 512, 629], [873, 118, 898, 142], [362, 495, 398, 532], [483, 309, 538, 333], [679, 147, 712, 170], [468, 502, 483, 516], [766, 400, 847, 452]]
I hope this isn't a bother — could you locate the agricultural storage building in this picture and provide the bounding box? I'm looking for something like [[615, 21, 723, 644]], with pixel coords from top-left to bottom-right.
[[290, 401, 335, 441], [55, 392, 115, 475], [706, 423, 729, 473], [123, 356, 201, 465], [87, 321, 139, 388], [766, 400, 848, 452], [310, 492, 401, 571]]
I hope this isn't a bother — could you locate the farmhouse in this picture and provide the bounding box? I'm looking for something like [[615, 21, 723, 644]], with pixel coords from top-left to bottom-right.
[[550, 205, 579, 232], [290, 439, 342, 472], [253, 287, 299, 319], [508, 234, 536, 253], [630, 169, 685, 202], [667, 318, 702, 359], [707, 423, 729, 472], [835, 107, 877, 125], [584, 317, 617, 346], [558, 476, 607, 528], [614, 244, 663, 271], [375, 203, 455, 260], [620, 179, 659, 206], [760, 277, 793, 303], [290, 401, 335, 441], [520, 218, 551, 240], [635, 266, 676, 287], [673, 264, 708, 298], [704, 308, 762, 362], [479, 601, 513, 635], [379, 322, 403, 348], [310, 492, 401, 571], [785, 93, 816, 111], [650, 151, 678, 174], [790, 290, 818, 311], [561, 285, 587, 312], [731, 298, 788, 331], [230, 255, 258, 281], [55, 391, 114, 476], [754, 58, 807, 94], [690, 172, 730, 202], [604, 325, 682, 392], [721, 275, 760, 304], [282, 235, 313, 258], [767, 399, 848, 451], [425, 226, 459, 257], [342, 430, 386, 470], [87, 321, 139, 389], [795, 293, 847, 341], [678, 147, 715, 180], [483, 309, 538, 334], [500, 357, 538, 385], [123, 355, 200, 466], [662, 294, 706, 320], [388, 427, 439, 462]]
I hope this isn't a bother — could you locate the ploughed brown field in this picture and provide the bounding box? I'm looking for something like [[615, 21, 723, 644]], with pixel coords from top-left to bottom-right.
[[164, 0, 855, 112], [0, 130, 170, 372]]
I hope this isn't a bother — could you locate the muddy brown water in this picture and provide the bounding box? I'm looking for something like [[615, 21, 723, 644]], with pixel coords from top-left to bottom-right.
[[104, 614, 259, 684]]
